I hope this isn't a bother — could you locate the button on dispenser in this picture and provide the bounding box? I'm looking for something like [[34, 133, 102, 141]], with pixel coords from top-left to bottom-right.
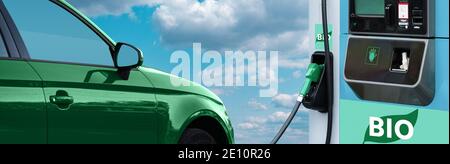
[[398, 1, 410, 30], [365, 47, 380, 65]]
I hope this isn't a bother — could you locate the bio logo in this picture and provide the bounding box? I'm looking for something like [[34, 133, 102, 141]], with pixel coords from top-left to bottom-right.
[[316, 33, 332, 42], [314, 24, 333, 50], [363, 110, 419, 144]]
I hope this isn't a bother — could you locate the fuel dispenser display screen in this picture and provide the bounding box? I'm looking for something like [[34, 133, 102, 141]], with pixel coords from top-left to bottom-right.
[[355, 0, 385, 16]]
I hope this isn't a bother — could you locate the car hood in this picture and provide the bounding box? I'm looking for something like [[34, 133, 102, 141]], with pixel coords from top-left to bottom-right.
[[138, 67, 223, 105]]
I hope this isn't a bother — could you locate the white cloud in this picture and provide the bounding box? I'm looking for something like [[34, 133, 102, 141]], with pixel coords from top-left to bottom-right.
[[248, 116, 268, 124], [293, 70, 303, 79], [234, 133, 249, 140], [238, 111, 300, 130], [280, 128, 308, 144], [269, 111, 290, 122], [272, 93, 297, 108], [271, 93, 309, 113], [237, 116, 267, 130], [67, 0, 161, 17], [286, 128, 308, 136], [237, 122, 260, 130], [153, 0, 309, 54], [248, 99, 269, 110], [240, 30, 310, 57], [279, 57, 310, 69], [69, 0, 310, 65], [235, 111, 307, 144], [154, 0, 239, 31]]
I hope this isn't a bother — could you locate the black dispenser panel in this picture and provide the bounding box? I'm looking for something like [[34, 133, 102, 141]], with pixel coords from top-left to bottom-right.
[[344, 36, 435, 106]]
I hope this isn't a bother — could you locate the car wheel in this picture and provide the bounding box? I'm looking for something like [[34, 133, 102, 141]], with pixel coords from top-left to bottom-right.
[[179, 128, 217, 144]]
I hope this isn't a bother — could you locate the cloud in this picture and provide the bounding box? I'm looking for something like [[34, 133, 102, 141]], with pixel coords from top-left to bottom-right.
[[69, 0, 310, 68], [279, 57, 310, 69], [272, 93, 297, 109], [293, 70, 303, 79], [271, 93, 309, 113], [154, 0, 310, 70], [237, 117, 264, 130], [67, 0, 161, 17], [269, 111, 290, 122], [280, 128, 308, 144], [238, 111, 299, 130], [238, 122, 261, 130], [153, 0, 309, 53], [154, 0, 239, 32], [248, 99, 269, 110], [240, 30, 311, 59], [248, 116, 269, 124], [237, 116, 267, 130], [235, 112, 307, 144]]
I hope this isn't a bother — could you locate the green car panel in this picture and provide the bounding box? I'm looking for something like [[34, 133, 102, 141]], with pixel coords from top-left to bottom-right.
[[29, 61, 159, 144], [0, 60, 46, 144], [139, 67, 234, 143], [0, 0, 234, 144]]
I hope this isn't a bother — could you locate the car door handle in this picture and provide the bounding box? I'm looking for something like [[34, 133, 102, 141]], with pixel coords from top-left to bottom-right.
[[50, 95, 74, 104], [49, 90, 74, 110]]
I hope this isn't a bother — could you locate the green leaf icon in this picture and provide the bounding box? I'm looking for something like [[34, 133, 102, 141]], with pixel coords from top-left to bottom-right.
[[369, 50, 377, 63], [363, 110, 419, 144]]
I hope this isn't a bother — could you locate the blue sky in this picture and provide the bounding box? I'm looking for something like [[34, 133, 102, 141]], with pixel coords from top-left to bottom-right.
[[68, 0, 310, 144]]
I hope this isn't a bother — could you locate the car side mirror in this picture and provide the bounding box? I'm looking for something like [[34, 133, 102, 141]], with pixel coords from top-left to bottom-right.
[[113, 42, 144, 80]]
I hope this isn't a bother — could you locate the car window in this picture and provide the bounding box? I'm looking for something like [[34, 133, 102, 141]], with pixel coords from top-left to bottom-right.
[[2, 0, 113, 66], [0, 33, 7, 57]]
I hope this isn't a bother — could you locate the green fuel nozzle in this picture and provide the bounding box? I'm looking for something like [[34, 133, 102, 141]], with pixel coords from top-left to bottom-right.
[[299, 63, 324, 98]]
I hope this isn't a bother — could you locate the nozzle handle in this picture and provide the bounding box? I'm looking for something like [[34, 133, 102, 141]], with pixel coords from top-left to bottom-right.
[[299, 63, 324, 96]]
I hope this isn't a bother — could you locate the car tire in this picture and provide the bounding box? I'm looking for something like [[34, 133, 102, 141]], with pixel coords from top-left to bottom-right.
[[179, 128, 217, 144]]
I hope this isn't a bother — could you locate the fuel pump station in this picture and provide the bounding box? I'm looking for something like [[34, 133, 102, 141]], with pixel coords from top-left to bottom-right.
[[305, 0, 448, 144]]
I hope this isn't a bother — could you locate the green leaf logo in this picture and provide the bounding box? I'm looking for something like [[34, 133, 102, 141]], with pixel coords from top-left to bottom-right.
[[363, 110, 419, 144], [369, 50, 377, 63]]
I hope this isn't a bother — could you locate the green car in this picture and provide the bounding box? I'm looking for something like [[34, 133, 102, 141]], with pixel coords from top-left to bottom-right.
[[0, 0, 233, 144]]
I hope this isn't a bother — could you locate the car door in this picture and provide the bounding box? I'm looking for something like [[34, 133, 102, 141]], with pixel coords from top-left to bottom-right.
[[0, 5, 46, 144], [2, 0, 159, 144]]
